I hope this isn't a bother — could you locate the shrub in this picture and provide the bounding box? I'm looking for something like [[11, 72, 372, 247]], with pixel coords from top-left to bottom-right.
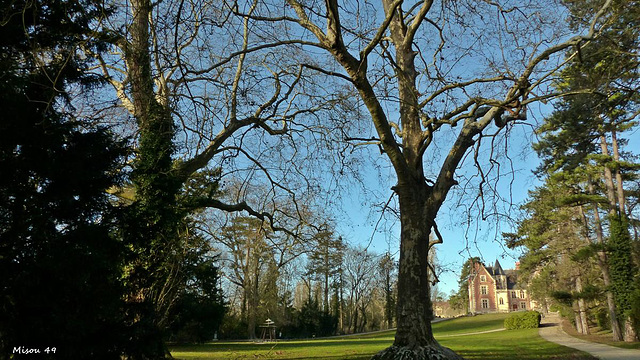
[[595, 308, 610, 330], [504, 311, 542, 330]]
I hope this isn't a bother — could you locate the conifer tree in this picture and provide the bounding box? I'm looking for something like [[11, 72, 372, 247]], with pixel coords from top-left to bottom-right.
[[531, 5, 640, 337], [0, 0, 127, 358]]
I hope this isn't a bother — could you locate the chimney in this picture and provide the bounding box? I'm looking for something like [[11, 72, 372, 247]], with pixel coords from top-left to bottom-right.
[[515, 261, 520, 270]]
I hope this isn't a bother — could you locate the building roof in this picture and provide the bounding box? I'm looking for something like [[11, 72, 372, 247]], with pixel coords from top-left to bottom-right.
[[493, 259, 505, 275], [483, 259, 505, 277], [473, 260, 522, 290]]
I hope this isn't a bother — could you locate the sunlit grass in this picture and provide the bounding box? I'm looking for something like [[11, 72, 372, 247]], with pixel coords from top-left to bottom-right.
[[170, 313, 597, 359]]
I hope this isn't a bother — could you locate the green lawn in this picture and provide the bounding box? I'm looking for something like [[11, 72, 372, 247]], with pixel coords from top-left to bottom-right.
[[433, 313, 508, 336], [170, 314, 596, 359]]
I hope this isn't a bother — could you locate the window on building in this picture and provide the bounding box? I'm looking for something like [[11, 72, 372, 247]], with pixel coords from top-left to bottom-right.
[[480, 275, 486, 282], [520, 290, 525, 299], [482, 299, 489, 309], [499, 298, 504, 305], [520, 302, 526, 309], [511, 291, 516, 298], [481, 285, 488, 295]]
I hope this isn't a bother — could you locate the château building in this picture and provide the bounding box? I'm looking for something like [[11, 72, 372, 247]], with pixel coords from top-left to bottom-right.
[[467, 260, 531, 314]]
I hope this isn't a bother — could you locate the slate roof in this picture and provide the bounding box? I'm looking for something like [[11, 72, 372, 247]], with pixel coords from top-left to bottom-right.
[[483, 259, 505, 277], [477, 260, 521, 290]]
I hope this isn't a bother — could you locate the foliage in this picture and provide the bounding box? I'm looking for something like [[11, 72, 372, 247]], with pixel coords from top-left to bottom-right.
[[294, 298, 338, 338], [607, 215, 637, 321], [218, 314, 249, 340], [504, 311, 542, 330], [168, 239, 226, 343], [631, 279, 640, 336], [0, 0, 126, 358], [449, 258, 480, 312], [596, 308, 610, 330]]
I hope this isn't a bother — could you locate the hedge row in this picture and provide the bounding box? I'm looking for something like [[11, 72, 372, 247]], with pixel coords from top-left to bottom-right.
[[504, 311, 542, 330]]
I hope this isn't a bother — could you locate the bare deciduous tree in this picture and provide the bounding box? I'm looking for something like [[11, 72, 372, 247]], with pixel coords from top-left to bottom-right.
[[225, 0, 622, 357]]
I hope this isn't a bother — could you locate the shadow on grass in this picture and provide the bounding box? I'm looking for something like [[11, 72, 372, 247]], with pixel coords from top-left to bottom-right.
[[171, 338, 393, 353], [171, 316, 599, 360]]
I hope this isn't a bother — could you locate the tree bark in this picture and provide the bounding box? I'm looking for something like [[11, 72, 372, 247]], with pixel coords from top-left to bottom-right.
[[599, 135, 638, 341], [581, 192, 623, 341], [599, 135, 620, 213], [610, 131, 626, 215], [372, 183, 462, 359], [624, 318, 638, 342], [575, 275, 590, 335]]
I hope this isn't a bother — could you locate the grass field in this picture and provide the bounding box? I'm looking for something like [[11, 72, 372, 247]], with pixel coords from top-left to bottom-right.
[[170, 313, 596, 360]]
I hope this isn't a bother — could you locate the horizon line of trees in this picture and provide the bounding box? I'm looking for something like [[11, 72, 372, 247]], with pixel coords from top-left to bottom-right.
[[210, 216, 401, 339]]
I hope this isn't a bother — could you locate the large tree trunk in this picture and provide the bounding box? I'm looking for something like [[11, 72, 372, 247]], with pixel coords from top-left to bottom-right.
[[124, 0, 180, 358], [372, 184, 462, 360]]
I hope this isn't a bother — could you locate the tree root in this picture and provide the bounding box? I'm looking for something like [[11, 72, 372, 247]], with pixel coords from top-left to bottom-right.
[[371, 344, 464, 360]]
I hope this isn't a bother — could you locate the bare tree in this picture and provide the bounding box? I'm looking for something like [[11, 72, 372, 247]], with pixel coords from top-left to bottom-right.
[[223, 0, 622, 358], [343, 246, 379, 334], [90, 0, 352, 353]]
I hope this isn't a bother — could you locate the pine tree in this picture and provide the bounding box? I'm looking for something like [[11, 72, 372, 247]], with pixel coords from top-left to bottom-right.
[[531, 17, 640, 338], [0, 1, 126, 358]]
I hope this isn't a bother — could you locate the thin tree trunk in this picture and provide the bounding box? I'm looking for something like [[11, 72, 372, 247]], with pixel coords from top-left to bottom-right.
[[339, 272, 344, 333], [324, 270, 329, 313], [610, 131, 625, 215], [599, 135, 619, 212], [600, 136, 638, 341], [386, 269, 393, 329], [581, 194, 623, 341], [247, 274, 258, 339], [574, 308, 584, 334], [575, 275, 590, 335]]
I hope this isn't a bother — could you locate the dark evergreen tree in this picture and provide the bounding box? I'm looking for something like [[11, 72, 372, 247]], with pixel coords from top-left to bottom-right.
[[167, 234, 226, 343], [449, 257, 480, 312], [0, 0, 126, 358]]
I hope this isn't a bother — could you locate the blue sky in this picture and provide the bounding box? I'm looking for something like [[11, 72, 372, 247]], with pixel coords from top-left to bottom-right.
[[333, 122, 542, 296], [333, 103, 640, 297]]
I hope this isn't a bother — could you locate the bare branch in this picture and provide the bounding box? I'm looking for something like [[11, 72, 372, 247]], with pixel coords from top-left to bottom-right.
[[360, 0, 403, 60], [404, 0, 434, 48]]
